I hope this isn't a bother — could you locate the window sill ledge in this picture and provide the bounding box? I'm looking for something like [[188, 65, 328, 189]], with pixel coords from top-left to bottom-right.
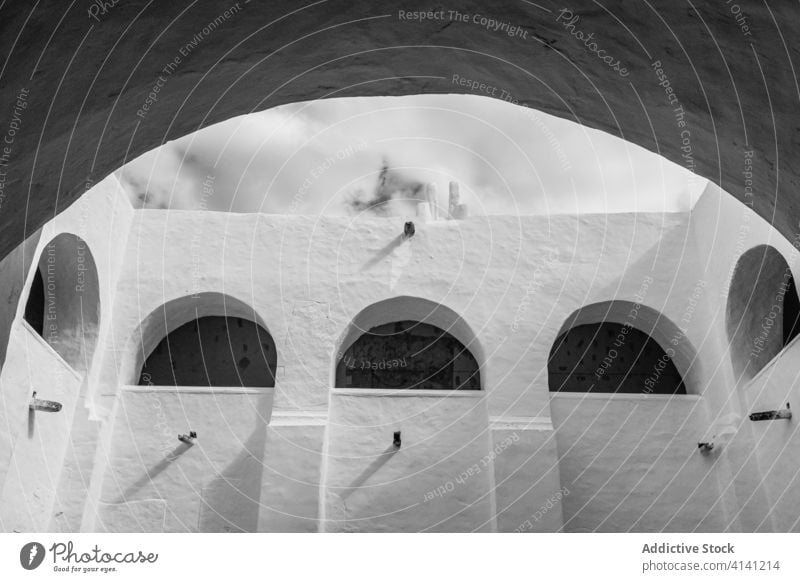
[[332, 387, 483, 398], [550, 392, 700, 402]]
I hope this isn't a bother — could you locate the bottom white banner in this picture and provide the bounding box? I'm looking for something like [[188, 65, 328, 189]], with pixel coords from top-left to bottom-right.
[[1, 533, 797, 581]]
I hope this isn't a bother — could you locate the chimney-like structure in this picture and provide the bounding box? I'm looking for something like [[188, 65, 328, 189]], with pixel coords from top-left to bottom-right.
[[425, 183, 438, 220], [416, 201, 432, 221], [448, 181, 460, 219], [448, 181, 469, 219]]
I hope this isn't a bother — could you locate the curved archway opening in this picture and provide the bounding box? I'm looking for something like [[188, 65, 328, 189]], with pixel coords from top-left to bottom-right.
[[116, 94, 704, 217], [129, 293, 276, 388], [139, 316, 276, 387], [22, 233, 100, 371], [550, 301, 697, 395], [726, 244, 800, 382], [23, 268, 45, 335], [4, 3, 798, 270], [335, 296, 483, 390], [336, 320, 480, 390], [549, 322, 686, 394]]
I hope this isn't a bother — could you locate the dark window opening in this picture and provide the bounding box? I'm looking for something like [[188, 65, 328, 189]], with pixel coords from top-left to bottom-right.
[[783, 274, 800, 346], [139, 316, 276, 387], [336, 320, 480, 389], [21, 234, 100, 371], [24, 267, 45, 335], [548, 322, 686, 394]]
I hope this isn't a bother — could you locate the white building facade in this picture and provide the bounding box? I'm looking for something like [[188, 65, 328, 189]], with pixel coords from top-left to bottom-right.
[[0, 175, 798, 533]]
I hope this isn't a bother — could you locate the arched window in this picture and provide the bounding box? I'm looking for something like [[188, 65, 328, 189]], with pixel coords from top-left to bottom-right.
[[334, 296, 484, 390], [549, 321, 686, 394], [781, 269, 800, 345], [727, 244, 800, 381], [138, 315, 276, 387], [335, 320, 480, 389], [23, 267, 45, 335], [22, 233, 100, 371]]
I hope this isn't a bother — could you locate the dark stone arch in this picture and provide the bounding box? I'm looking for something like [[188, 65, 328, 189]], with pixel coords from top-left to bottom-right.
[[1, 2, 798, 262], [726, 244, 800, 381], [548, 321, 686, 395]]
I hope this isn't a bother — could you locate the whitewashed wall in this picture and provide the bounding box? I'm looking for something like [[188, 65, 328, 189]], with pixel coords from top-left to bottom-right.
[[0, 178, 798, 532]]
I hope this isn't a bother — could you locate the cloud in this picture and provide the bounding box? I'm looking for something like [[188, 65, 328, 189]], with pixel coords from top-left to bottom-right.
[[116, 94, 706, 216], [116, 145, 202, 210]]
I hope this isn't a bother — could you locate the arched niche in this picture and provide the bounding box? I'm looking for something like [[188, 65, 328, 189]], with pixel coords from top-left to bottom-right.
[[726, 244, 800, 382], [126, 292, 276, 387], [550, 301, 698, 395], [22, 233, 100, 371], [549, 322, 686, 394], [334, 296, 483, 390]]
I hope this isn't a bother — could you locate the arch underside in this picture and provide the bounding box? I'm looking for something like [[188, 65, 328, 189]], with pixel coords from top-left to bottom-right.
[[1, 1, 798, 260]]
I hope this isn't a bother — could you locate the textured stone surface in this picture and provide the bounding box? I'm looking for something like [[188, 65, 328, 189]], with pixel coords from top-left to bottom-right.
[[550, 393, 725, 532], [0, 325, 82, 532], [742, 339, 800, 532], [323, 391, 494, 532], [0, 0, 798, 260], [96, 389, 273, 533]]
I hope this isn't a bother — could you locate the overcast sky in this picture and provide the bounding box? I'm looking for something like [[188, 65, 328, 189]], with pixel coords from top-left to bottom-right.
[[116, 94, 707, 216]]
